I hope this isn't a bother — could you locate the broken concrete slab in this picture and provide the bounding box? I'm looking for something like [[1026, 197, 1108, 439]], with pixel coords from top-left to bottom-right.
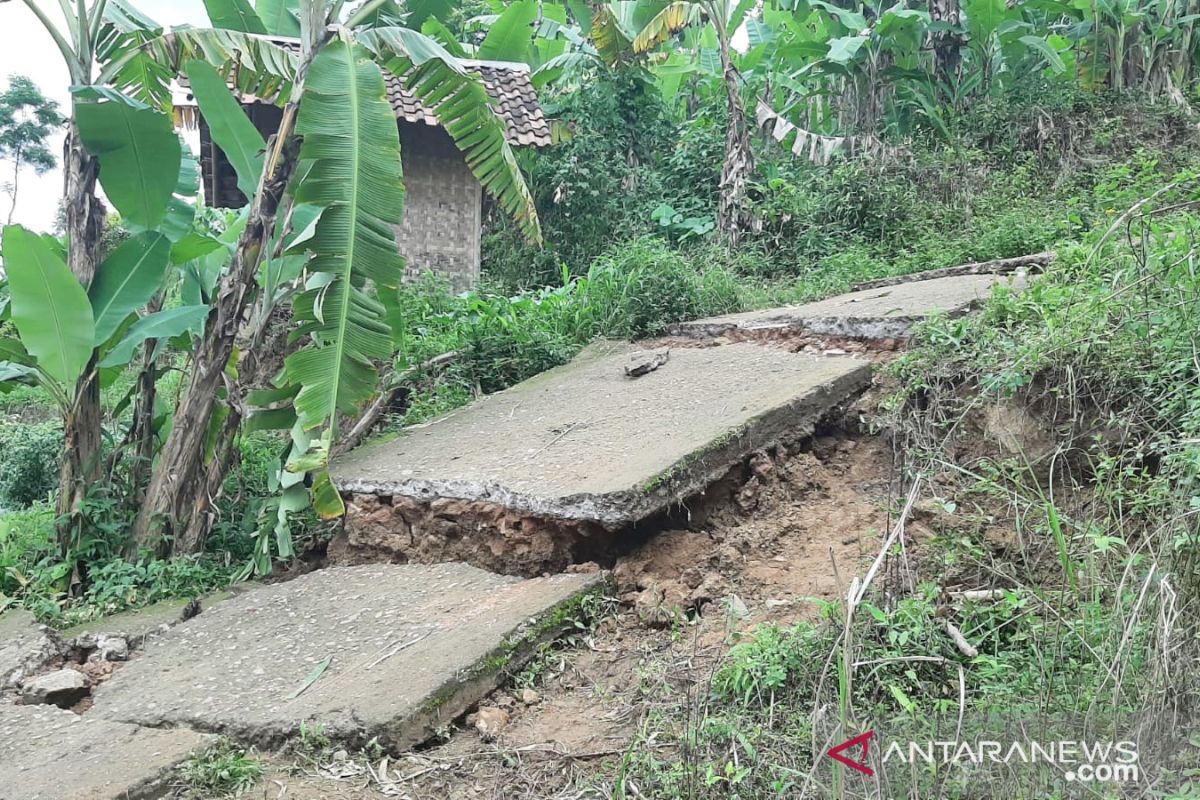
[[849, 252, 1053, 291], [60, 586, 248, 649], [671, 273, 1028, 340], [92, 564, 605, 753], [0, 699, 213, 800], [19, 668, 91, 707], [0, 610, 62, 691], [333, 342, 869, 535]]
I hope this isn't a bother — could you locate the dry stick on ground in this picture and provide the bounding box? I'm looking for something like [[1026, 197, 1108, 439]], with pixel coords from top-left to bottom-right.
[[943, 620, 979, 658], [333, 350, 460, 457]]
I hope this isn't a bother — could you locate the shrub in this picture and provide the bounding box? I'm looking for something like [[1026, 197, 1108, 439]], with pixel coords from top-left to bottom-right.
[[0, 421, 61, 508]]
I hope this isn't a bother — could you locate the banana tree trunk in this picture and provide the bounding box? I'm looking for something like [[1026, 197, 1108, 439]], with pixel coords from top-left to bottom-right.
[[928, 0, 963, 88], [56, 124, 105, 566], [716, 40, 754, 244], [129, 134, 301, 555]]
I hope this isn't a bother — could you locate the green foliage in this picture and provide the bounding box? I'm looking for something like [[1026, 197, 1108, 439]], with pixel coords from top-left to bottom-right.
[[483, 73, 676, 289], [0, 421, 60, 509], [74, 91, 181, 229], [88, 231, 172, 345], [0, 75, 64, 220], [184, 59, 265, 197], [1, 225, 95, 391], [177, 738, 263, 799], [78, 556, 237, 620]]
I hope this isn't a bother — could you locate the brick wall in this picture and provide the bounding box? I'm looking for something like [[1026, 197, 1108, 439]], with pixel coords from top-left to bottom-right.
[[395, 122, 482, 292]]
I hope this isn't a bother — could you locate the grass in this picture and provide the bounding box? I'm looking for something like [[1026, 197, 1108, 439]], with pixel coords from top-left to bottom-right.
[[176, 739, 263, 799], [603, 159, 1200, 799]]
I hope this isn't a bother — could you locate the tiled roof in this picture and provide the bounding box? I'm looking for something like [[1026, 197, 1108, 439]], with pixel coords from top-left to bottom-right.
[[386, 61, 551, 147], [179, 46, 551, 148]]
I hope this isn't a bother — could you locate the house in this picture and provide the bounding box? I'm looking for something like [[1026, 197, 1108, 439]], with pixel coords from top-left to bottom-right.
[[190, 60, 551, 291]]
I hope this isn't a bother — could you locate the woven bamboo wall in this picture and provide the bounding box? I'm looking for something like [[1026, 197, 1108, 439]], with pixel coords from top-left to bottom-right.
[[395, 122, 482, 292], [202, 111, 482, 292]]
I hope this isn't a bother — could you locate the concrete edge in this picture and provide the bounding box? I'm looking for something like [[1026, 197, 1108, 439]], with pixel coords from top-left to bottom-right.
[[381, 573, 613, 752], [335, 361, 873, 528], [668, 301, 986, 341], [122, 732, 220, 800], [628, 361, 872, 504]]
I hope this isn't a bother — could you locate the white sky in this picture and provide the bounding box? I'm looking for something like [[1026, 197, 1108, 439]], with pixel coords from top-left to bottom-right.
[[0, 0, 209, 232]]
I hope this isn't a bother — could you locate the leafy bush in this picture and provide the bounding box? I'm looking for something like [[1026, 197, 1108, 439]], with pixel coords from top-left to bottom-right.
[[177, 739, 263, 799], [0, 503, 60, 616], [78, 556, 237, 620], [0, 421, 61, 508]]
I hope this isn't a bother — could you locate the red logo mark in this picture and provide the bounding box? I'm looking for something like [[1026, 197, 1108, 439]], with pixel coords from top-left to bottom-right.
[[827, 730, 875, 776]]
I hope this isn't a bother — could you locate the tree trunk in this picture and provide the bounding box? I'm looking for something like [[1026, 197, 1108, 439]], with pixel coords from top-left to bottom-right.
[[716, 41, 754, 244], [56, 123, 105, 564], [7, 146, 20, 226], [928, 0, 964, 90], [130, 134, 302, 555], [119, 292, 165, 500]]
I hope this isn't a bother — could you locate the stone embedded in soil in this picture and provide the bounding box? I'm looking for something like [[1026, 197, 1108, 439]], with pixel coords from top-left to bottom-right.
[[0, 699, 213, 800], [472, 705, 510, 739], [20, 668, 91, 707], [0, 610, 62, 691], [332, 341, 871, 532], [90, 564, 605, 752], [93, 635, 129, 662], [670, 273, 1027, 340]]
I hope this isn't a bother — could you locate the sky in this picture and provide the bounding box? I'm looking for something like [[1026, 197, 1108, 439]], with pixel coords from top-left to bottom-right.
[[0, 0, 209, 232]]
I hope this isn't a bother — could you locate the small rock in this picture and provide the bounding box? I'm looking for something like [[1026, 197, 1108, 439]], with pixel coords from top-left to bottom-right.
[[473, 706, 509, 740], [332, 749, 349, 762], [20, 669, 92, 708], [811, 436, 840, 461], [723, 594, 750, 622], [520, 688, 540, 705], [95, 635, 129, 662], [824, 348, 848, 356], [624, 348, 670, 378]]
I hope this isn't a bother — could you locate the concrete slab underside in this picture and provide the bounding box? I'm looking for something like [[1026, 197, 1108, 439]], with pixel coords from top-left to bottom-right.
[[0, 700, 213, 800], [671, 273, 1027, 339], [91, 564, 604, 752], [332, 342, 871, 529]]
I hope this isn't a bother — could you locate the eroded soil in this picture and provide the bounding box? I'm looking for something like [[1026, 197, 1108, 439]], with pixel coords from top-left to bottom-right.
[[248, 413, 899, 799]]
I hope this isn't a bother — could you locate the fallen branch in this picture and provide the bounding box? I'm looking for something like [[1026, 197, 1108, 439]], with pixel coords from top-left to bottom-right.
[[949, 589, 1010, 602], [943, 620, 979, 659], [334, 350, 459, 456], [851, 251, 1056, 292]]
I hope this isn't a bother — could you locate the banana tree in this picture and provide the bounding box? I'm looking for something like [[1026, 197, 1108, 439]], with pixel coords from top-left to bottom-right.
[[4, 0, 540, 564], [592, 0, 759, 240], [108, 0, 541, 555], [0, 0, 201, 560]]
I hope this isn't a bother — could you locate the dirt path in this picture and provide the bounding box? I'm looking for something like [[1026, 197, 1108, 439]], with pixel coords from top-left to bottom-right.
[[250, 405, 898, 799]]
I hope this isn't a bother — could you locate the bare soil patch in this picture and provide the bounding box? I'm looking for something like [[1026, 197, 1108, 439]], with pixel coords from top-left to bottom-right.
[[250, 405, 899, 799]]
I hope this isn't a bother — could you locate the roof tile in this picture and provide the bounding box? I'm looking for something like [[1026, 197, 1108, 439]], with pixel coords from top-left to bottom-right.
[[386, 63, 551, 147]]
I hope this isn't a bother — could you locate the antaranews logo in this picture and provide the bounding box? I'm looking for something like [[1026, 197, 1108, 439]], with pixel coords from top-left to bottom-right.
[[825, 730, 1141, 785], [827, 731, 875, 776]]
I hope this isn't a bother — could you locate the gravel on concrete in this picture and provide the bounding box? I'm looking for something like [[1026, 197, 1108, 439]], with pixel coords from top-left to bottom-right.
[[0, 610, 62, 691], [91, 564, 606, 752], [671, 273, 1027, 339], [0, 699, 213, 800], [332, 342, 870, 528]]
